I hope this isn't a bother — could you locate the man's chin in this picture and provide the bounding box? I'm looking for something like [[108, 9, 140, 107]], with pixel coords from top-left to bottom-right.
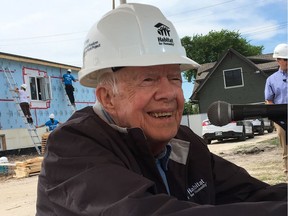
[[146, 133, 176, 145]]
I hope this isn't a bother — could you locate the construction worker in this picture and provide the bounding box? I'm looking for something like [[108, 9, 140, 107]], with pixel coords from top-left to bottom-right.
[[14, 84, 33, 124], [62, 69, 78, 107], [36, 113, 62, 131], [37, 3, 286, 215], [265, 43, 288, 173]]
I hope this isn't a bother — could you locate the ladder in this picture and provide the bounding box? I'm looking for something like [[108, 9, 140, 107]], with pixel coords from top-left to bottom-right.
[[2, 67, 41, 155], [62, 82, 77, 113]]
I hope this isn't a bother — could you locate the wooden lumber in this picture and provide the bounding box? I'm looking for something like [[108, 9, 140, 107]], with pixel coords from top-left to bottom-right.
[[13, 157, 43, 179], [41, 132, 51, 155]]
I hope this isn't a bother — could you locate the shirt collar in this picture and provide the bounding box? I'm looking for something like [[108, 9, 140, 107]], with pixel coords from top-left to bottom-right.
[[279, 69, 288, 75], [155, 144, 172, 171]]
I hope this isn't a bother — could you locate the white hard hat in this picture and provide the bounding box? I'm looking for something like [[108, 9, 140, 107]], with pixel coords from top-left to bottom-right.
[[49, 113, 55, 119], [0, 156, 8, 163], [21, 84, 27, 89], [273, 43, 288, 59], [67, 69, 72, 73], [79, 3, 200, 88]]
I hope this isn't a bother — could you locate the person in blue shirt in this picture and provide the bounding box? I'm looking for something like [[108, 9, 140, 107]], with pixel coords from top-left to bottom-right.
[[62, 69, 78, 106], [265, 43, 288, 174], [37, 113, 62, 131]]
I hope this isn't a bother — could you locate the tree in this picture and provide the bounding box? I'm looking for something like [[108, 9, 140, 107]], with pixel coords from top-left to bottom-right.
[[181, 29, 264, 81], [183, 101, 199, 115]]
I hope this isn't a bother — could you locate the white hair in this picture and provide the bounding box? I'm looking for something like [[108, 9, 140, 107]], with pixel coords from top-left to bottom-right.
[[97, 72, 119, 95]]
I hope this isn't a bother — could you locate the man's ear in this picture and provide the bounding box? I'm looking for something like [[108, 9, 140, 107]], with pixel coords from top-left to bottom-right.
[[96, 87, 115, 113]]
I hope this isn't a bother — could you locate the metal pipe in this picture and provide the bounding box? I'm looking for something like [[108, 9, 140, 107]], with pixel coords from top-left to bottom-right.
[[113, 0, 126, 9]]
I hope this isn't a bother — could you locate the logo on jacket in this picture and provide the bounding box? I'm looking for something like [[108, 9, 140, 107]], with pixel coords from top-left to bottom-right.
[[154, 23, 174, 46], [186, 179, 207, 200]]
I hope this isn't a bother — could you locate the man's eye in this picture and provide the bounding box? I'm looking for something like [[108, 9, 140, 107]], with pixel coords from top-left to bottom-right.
[[171, 77, 182, 82], [173, 77, 182, 81], [143, 78, 154, 82], [140, 77, 156, 87]]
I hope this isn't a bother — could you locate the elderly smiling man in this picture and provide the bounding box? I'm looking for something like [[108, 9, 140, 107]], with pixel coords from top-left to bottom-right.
[[36, 3, 287, 216]]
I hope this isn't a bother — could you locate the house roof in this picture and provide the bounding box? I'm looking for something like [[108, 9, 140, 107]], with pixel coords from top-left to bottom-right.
[[190, 49, 278, 101], [196, 71, 210, 82], [0, 52, 81, 71], [247, 53, 274, 62], [197, 62, 215, 74], [256, 61, 278, 72]]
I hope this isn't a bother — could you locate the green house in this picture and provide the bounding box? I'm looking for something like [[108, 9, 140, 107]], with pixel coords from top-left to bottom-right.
[[191, 48, 278, 113]]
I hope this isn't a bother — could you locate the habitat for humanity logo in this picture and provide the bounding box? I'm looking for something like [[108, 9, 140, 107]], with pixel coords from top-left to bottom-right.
[[186, 179, 207, 200], [154, 23, 174, 46]]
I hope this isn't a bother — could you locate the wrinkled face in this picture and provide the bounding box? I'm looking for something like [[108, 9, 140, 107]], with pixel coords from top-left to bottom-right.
[[100, 64, 184, 151]]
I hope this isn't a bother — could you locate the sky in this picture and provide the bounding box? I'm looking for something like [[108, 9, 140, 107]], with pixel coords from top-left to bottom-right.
[[0, 0, 287, 100]]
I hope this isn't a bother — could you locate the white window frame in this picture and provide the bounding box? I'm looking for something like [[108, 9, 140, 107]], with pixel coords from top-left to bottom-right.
[[0, 134, 6, 151], [223, 67, 244, 89], [23, 68, 52, 109], [29, 76, 52, 101]]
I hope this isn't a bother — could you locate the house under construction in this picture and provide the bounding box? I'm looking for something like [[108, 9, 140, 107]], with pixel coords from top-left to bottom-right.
[[0, 52, 96, 153]]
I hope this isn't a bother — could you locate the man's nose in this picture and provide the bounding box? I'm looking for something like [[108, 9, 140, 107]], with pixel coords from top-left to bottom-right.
[[154, 78, 178, 101]]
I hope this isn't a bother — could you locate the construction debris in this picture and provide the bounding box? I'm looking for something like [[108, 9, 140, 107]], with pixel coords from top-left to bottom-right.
[[0, 156, 14, 175], [0, 164, 14, 175]]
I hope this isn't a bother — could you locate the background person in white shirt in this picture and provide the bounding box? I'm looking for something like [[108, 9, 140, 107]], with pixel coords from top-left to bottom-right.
[[15, 84, 33, 124]]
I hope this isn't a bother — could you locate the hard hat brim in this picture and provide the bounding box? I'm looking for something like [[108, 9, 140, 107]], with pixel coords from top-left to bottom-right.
[[79, 55, 200, 88]]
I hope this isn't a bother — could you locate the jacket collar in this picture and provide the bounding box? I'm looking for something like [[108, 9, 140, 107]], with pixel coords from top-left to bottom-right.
[[93, 101, 190, 164], [93, 101, 128, 133]]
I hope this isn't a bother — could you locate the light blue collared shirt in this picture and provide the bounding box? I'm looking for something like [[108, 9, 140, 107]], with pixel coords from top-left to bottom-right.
[[265, 69, 288, 104], [155, 145, 172, 195]]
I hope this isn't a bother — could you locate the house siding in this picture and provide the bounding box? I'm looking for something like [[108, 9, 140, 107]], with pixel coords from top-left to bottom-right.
[[197, 53, 269, 113], [0, 54, 95, 151]]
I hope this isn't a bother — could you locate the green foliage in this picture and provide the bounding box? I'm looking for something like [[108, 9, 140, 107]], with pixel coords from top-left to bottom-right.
[[183, 101, 199, 115], [181, 29, 264, 81]]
